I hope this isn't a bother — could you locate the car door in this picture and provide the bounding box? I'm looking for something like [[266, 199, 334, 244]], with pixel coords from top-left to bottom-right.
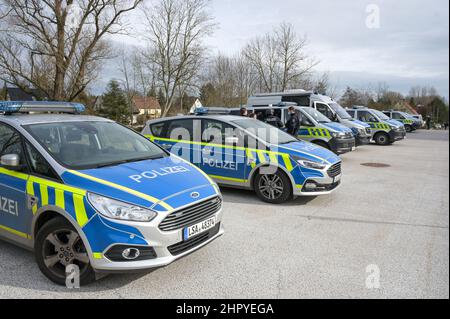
[[199, 119, 247, 182], [0, 123, 33, 239], [155, 119, 197, 164]]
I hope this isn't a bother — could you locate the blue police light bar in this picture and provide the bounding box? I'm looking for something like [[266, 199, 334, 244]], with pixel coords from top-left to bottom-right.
[[193, 107, 232, 115], [0, 101, 85, 114]]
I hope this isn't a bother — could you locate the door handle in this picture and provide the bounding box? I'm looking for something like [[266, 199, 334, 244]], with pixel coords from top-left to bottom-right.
[[27, 195, 38, 210]]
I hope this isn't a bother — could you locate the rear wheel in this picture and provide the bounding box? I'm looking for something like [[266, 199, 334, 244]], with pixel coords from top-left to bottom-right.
[[405, 125, 412, 133], [254, 168, 292, 204], [35, 217, 96, 286], [374, 132, 390, 145]]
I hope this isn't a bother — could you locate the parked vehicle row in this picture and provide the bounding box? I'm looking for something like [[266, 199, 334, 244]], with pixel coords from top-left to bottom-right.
[[0, 94, 414, 286]]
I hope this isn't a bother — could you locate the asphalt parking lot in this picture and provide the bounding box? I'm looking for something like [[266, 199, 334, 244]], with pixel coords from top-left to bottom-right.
[[0, 130, 448, 299]]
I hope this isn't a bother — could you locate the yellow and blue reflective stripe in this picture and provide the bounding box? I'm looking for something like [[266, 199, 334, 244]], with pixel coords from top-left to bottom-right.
[[67, 170, 174, 211]]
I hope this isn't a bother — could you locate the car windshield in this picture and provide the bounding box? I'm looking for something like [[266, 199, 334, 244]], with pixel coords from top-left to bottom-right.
[[231, 119, 297, 145], [372, 110, 390, 121], [300, 107, 331, 123], [329, 102, 352, 119], [24, 121, 167, 170]]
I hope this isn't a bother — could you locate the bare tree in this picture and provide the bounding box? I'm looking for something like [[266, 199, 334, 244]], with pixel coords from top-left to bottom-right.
[[142, 0, 215, 117], [243, 23, 317, 93], [0, 0, 142, 101]]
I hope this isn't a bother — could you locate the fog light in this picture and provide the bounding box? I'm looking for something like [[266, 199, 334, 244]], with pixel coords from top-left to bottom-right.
[[122, 248, 140, 260], [304, 182, 317, 190]]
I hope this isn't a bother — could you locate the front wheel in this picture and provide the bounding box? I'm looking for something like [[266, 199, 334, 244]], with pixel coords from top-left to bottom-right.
[[405, 125, 413, 133], [374, 132, 391, 145], [254, 169, 292, 204], [35, 217, 96, 286]]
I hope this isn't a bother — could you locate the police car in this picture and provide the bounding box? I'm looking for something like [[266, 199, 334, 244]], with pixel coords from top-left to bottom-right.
[[143, 111, 343, 204], [247, 91, 372, 145], [230, 104, 356, 154], [0, 101, 223, 285], [346, 107, 406, 145], [382, 110, 420, 132]]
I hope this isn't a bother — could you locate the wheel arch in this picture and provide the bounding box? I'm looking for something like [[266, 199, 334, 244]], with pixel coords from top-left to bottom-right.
[[248, 163, 296, 192], [31, 206, 95, 259]]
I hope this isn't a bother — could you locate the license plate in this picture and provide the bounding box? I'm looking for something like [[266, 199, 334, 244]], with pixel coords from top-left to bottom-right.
[[183, 217, 216, 241], [333, 174, 342, 183]]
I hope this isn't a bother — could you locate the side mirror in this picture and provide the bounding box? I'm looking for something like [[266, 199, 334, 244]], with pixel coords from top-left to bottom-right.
[[0, 154, 22, 171], [225, 136, 239, 145]]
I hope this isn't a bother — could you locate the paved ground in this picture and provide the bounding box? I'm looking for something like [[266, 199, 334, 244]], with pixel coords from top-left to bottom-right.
[[0, 130, 448, 299]]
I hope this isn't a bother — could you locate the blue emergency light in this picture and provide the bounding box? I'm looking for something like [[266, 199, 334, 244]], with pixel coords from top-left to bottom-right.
[[0, 101, 85, 114], [193, 107, 232, 115]]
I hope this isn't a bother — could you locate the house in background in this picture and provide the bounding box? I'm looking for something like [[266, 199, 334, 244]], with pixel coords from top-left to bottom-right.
[[132, 96, 162, 124], [392, 100, 419, 115]]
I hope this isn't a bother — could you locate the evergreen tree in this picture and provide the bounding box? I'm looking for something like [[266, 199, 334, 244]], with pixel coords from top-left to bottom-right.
[[100, 80, 130, 124]]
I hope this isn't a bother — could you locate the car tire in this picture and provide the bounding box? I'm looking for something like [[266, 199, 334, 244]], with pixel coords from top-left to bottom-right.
[[374, 132, 390, 145], [405, 125, 412, 133], [254, 168, 292, 204], [35, 217, 96, 286]]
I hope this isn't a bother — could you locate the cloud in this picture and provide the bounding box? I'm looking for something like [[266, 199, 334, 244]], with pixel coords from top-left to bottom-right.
[[95, 0, 449, 99]]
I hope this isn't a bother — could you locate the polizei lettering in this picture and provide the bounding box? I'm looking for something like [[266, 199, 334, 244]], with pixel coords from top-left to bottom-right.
[[129, 166, 190, 183], [0, 196, 19, 216]]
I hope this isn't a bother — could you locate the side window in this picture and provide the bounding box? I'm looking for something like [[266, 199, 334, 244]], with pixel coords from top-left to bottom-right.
[[24, 141, 59, 180], [392, 113, 402, 120], [300, 114, 314, 126], [315, 103, 333, 119], [202, 119, 243, 145], [0, 124, 25, 165], [167, 119, 194, 141], [358, 111, 378, 122], [150, 122, 166, 138], [347, 110, 355, 118]]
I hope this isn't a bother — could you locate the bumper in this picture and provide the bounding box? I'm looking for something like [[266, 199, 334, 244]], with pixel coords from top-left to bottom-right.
[[389, 130, 406, 142], [295, 174, 342, 196], [330, 137, 356, 154], [90, 207, 224, 272], [356, 135, 371, 146]]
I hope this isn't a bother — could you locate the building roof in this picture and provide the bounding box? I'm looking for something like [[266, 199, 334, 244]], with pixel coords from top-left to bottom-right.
[[132, 96, 161, 112]]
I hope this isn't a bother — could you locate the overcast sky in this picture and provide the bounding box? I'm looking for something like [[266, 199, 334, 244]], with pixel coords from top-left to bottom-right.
[[104, 0, 449, 99]]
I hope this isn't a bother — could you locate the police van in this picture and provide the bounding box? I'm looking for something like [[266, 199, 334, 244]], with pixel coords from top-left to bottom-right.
[[247, 90, 372, 145], [0, 101, 223, 285], [346, 107, 406, 145], [236, 103, 356, 154], [143, 111, 343, 204], [382, 110, 420, 132]]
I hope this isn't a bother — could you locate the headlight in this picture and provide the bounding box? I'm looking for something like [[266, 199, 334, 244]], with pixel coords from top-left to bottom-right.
[[331, 132, 346, 138], [87, 193, 157, 222], [291, 155, 327, 170]]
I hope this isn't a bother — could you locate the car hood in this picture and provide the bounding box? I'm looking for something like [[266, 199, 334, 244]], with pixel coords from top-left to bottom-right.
[[61, 155, 218, 212], [322, 122, 353, 133], [386, 119, 404, 128], [274, 140, 341, 164]]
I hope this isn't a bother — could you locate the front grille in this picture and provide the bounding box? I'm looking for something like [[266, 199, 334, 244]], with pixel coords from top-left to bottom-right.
[[168, 223, 221, 256], [159, 196, 222, 231], [327, 162, 342, 178]]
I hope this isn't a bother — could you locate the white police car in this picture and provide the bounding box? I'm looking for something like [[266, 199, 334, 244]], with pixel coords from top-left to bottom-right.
[[0, 101, 223, 285]]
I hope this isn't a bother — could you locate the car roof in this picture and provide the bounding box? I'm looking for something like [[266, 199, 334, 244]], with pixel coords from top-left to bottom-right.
[[0, 114, 112, 126], [150, 114, 247, 123]]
